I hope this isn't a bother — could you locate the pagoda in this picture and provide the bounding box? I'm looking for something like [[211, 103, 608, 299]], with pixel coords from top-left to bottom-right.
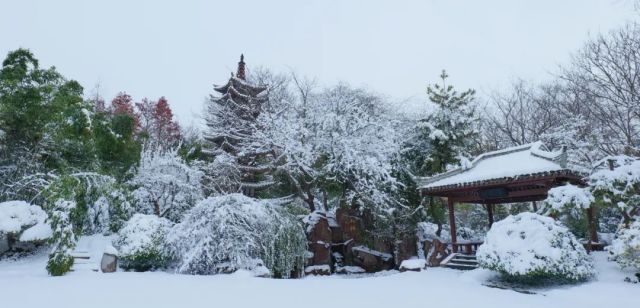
[[204, 55, 273, 196]]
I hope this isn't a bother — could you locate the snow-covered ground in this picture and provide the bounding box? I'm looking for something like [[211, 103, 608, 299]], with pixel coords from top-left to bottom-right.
[[0, 243, 636, 308]]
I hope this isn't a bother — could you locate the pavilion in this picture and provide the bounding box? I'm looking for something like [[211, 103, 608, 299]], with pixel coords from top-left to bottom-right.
[[416, 142, 596, 254]]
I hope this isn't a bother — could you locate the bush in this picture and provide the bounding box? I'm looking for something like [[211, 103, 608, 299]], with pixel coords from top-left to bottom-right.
[[114, 214, 173, 271], [46, 199, 77, 276], [0, 201, 52, 253], [607, 219, 640, 272], [168, 194, 307, 278], [477, 212, 595, 284]]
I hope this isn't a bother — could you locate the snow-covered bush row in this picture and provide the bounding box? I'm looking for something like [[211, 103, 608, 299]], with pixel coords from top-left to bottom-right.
[[168, 194, 306, 278], [129, 146, 203, 223], [607, 219, 640, 272], [477, 212, 595, 284], [0, 200, 52, 243], [114, 214, 173, 271]]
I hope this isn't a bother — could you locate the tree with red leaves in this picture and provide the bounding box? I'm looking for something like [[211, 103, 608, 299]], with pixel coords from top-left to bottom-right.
[[136, 96, 180, 146], [109, 93, 140, 128]]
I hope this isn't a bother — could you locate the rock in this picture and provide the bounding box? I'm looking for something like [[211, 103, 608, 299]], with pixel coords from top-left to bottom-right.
[[334, 265, 366, 274], [305, 212, 332, 267], [351, 246, 394, 272], [304, 265, 331, 276], [399, 259, 426, 272], [395, 234, 418, 266], [101, 253, 118, 273]]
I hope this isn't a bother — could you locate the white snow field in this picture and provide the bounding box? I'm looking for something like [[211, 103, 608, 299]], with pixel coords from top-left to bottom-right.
[[0, 244, 636, 308]]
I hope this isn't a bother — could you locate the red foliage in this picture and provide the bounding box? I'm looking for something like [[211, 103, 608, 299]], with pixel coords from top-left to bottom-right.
[[109, 93, 140, 128], [136, 96, 181, 145]]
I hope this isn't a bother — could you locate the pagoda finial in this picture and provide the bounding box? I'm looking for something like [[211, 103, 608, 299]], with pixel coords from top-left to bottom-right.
[[236, 54, 246, 80]]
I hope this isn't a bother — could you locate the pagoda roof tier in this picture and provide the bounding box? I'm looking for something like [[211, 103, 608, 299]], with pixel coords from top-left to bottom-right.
[[214, 77, 268, 97]]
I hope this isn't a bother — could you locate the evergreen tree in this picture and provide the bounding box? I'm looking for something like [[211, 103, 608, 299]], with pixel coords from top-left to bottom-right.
[[401, 70, 477, 235]]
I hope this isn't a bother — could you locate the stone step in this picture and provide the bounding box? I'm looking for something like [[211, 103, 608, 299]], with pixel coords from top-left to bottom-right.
[[446, 263, 479, 270], [450, 258, 478, 264], [452, 254, 477, 260]]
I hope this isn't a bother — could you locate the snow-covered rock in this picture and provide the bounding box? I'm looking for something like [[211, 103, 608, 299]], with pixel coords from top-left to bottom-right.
[[477, 212, 595, 283], [0, 201, 52, 253], [0, 201, 50, 236], [399, 259, 426, 272]]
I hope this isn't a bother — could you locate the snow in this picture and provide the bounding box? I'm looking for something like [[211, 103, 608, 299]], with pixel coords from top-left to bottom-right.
[[0, 247, 636, 308], [103, 245, 118, 256], [420, 142, 566, 189], [0, 200, 51, 242], [399, 259, 426, 270], [304, 264, 331, 274], [19, 223, 52, 242]]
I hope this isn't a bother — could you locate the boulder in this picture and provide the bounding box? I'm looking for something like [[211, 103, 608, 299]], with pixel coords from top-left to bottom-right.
[[395, 234, 418, 266], [305, 212, 332, 267], [304, 265, 331, 276], [352, 246, 394, 272], [101, 246, 118, 273]]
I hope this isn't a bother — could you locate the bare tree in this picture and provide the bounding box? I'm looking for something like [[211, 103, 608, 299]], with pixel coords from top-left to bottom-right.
[[562, 23, 640, 156]]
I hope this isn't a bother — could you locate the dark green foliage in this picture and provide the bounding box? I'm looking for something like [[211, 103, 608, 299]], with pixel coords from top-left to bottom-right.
[[92, 111, 141, 179], [120, 249, 170, 272], [46, 252, 74, 276]]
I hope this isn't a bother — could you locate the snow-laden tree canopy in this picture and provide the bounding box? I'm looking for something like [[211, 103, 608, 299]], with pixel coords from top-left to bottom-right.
[[477, 212, 595, 283], [129, 147, 203, 222], [260, 81, 400, 212], [168, 194, 306, 278]]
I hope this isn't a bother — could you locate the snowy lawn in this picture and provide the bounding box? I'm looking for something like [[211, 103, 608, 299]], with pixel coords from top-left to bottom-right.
[[0, 250, 636, 308]]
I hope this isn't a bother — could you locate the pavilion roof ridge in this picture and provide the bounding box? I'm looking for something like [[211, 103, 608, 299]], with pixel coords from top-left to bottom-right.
[[416, 141, 577, 190]]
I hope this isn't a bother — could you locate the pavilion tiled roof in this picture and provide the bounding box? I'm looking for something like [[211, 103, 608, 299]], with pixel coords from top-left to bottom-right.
[[417, 142, 584, 192]]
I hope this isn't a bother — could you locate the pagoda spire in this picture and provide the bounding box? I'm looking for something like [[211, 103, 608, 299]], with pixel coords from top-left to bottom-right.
[[236, 54, 246, 80]]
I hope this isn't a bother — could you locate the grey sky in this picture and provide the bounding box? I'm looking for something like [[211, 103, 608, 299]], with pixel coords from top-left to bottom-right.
[[1, 0, 637, 125]]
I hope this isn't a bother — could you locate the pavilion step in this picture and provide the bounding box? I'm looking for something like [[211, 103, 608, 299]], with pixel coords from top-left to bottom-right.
[[441, 253, 479, 270]]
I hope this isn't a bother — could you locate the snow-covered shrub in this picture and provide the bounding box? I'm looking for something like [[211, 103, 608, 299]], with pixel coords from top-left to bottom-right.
[[168, 194, 306, 278], [477, 212, 595, 284], [114, 214, 173, 271], [0, 201, 52, 252], [129, 146, 203, 222], [46, 199, 77, 276], [542, 184, 594, 217], [42, 172, 131, 235], [541, 184, 594, 239], [589, 155, 640, 225], [607, 219, 640, 272]]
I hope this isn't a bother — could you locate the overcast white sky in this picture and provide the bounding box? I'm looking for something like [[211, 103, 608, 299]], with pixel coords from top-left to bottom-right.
[[1, 0, 637, 125]]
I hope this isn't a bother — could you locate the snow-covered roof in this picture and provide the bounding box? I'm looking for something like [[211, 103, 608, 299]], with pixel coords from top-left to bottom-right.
[[418, 141, 578, 191]]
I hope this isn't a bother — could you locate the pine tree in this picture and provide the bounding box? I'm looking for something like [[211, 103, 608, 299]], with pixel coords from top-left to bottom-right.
[[402, 70, 477, 235], [203, 55, 272, 196]]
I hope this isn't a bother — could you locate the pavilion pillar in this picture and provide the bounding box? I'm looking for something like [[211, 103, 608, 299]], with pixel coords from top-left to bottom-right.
[[532, 201, 538, 212], [487, 203, 494, 227], [447, 198, 457, 253]]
